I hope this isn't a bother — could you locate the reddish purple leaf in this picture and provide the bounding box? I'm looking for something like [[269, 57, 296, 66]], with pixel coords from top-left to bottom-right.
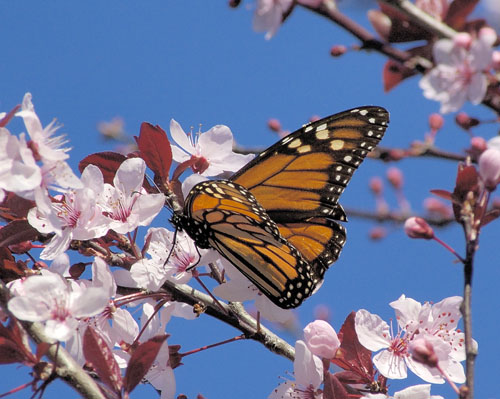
[[0, 220, 39, 248], [445, 0, 479, 30], [79, 152, 127, 184], [136, 123, 172, 185], [481, 209, 500, 227], [332, 312, 375, 385], [430, 189, 453, 201], [124, 334, 168, 394], [83, 326, 123, 394], [0, 337, 30, 364], [323, 371, 349, 399], [0, 192, 36, 220], [382, 60, 416, 92]]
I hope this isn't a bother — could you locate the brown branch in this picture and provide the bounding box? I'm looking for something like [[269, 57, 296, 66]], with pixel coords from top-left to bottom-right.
[[345, 207, 454, 227], [158, 280, 295, 361], [300, 1, 500, 115]]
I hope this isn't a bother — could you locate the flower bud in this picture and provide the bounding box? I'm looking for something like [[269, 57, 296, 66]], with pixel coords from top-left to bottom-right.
[[267, 118, 281, 133], [369, 226, 387, 241], [428, 113, 444, 131], [423, 197, 452, 219], [455, 112, 479, 130], [479, 26, 497, 47], [409, 338, 438, 368], [479, 148, 500, 191], [453, 32, 472, 49], [470, 136, 487, 153], [330, 45, 347, 57], [387, 167, 403, 189], [404, 217, 434, 239], [369, 176, 383, 195], [492, 51, 500, 70], [303, 320, 340, 359]]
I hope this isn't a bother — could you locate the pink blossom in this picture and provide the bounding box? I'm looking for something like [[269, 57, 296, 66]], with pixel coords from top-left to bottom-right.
[[419, 35, 493, 113], [0, 127, 41, 195], [170, 119, 254, 177], [269, 340, 323, 399], [253, 0, 293, 40], [8, 270, 108, 342], [355, 295, 467, 384], [303, 320, 340, 359], [100, 158, 165, 234], [27, 164, 111, 260], [478, 148, 500, 190], [393, 384, 444, 399], [16, 93, 71, 163]]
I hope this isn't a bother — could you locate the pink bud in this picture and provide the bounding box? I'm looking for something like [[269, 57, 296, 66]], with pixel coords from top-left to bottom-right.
[[409, 338, 438, 368], [267, 118, 281, 133], [313, 304, 331, 322], [367, 10, 392, 41], [423, 198, 452, 219], [303, 320, 340, 359], [404, 217, 434, 239], [330, 45, 347, 57], [369, 226, 387, 241], [387, 167, 403, 189], [470, 136, 487, 153], [453, 32, 472, 50], [492, 51, 500, 70], [479, 26, 497, 47], [428, 113, 444, 131], [455, 112, 479, 130], [479, 148, 500, 191], [369, 176, 383, 195]]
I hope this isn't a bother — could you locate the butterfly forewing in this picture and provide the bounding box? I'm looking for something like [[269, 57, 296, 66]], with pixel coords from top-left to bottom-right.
[[231, 106, 389, 222]]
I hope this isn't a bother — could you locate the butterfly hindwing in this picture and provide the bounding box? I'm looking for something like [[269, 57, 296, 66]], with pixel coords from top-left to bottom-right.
[[181, 180, 317, 308]]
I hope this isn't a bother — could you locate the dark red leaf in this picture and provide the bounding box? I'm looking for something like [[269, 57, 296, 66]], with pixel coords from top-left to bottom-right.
[[382, 60, 417, 92], [0, 337, 30, 364], [69, 262, 87, 279], [83, 326, 123, 393], [0, 322, 36, 365], [0, 220, 39, 248], [79, 152, 127, 184], [445, 0, 479, 30], [430, 189, 453, 201], [0, 192, 36, 220], [323, 371, 349, 399], [36, 342, 51, 361], [481, 209, 500, 227], [136, 123, 172, 185], [332, 312, 375, 384], [124, 334, 168, 394]]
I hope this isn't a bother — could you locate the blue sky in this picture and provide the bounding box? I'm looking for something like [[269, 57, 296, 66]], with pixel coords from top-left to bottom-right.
[[1, 2, 499, 399]]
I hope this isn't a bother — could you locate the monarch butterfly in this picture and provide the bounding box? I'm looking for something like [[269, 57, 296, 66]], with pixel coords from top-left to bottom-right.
[[172, 106, 389, 308]]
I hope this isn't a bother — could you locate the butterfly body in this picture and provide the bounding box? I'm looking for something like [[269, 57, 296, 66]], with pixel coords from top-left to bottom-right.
[[173, 106, 389, 308]]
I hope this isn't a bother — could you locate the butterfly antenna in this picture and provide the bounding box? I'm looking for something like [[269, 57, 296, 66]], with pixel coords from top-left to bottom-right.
[[163, 227, 179, 268]]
